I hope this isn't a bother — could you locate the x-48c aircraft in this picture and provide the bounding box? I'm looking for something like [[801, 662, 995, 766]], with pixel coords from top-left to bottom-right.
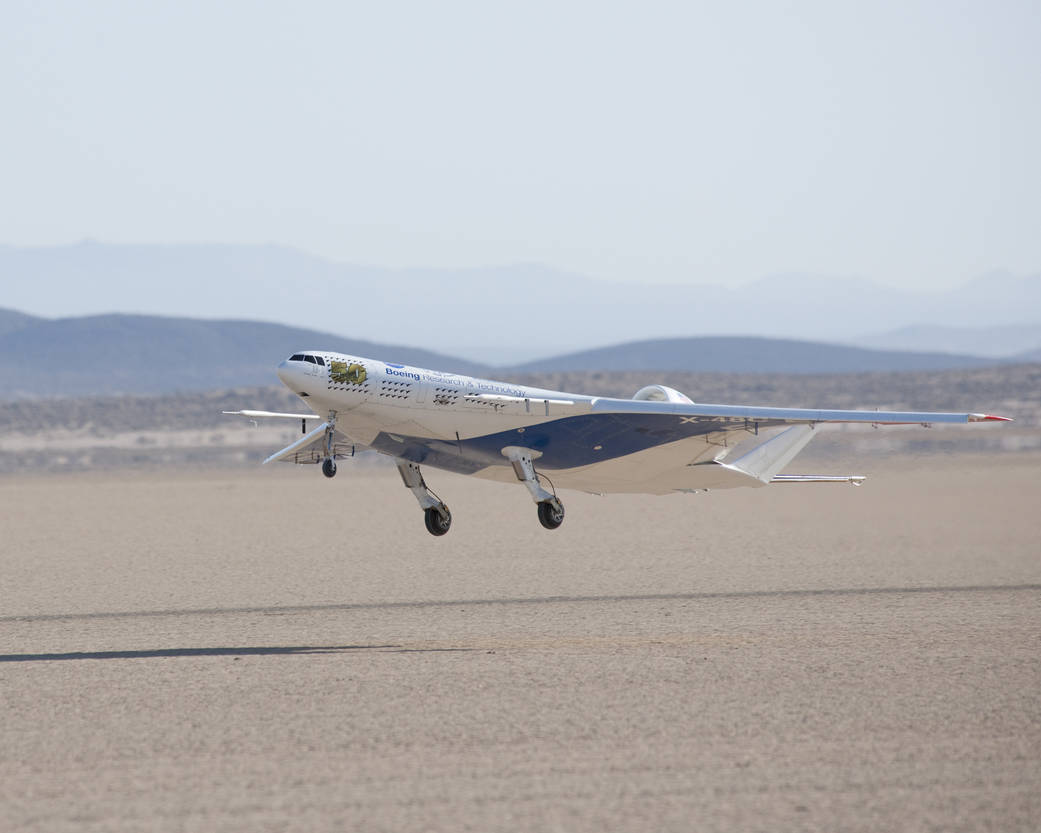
[[225, 352, 1012, 536]]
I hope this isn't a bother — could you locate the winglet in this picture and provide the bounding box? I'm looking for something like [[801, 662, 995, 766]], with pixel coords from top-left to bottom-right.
[[968, 414, 1014, 422]]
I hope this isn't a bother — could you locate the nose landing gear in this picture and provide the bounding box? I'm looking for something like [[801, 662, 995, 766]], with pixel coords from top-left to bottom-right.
[[319, 411, 338, 478]]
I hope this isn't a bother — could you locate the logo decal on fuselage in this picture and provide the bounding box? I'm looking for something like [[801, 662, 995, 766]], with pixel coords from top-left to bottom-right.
[[330, 361, 367, 385]]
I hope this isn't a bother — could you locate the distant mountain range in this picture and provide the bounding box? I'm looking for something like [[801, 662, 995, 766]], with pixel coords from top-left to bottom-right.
[[0, 307, 40, 337], [508, 336, 1003, 374], [2, 242, 1040, 363], [1, 309, 1036, 400], [849, 323, 1041, 358], [0, 311, 485, 399]]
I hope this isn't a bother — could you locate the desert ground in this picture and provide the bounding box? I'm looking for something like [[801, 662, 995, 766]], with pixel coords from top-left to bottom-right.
[[2, 448, 1039, 832]]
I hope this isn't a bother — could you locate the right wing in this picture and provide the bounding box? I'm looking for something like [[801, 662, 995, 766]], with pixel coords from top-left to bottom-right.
[[262, 421, 358, 465], [223, 410, 357, 464], [222, 409, 324, 421]]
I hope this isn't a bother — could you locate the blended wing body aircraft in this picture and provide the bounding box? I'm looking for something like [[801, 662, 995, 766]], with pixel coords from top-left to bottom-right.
[[226, 351, 1011, 536]]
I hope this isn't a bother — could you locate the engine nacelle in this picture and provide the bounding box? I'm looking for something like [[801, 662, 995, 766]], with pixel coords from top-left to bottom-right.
[[632, 385, 694, 404]]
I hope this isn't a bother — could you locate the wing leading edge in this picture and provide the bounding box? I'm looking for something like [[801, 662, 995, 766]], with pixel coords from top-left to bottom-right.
[[588, 397, 1011, 426]]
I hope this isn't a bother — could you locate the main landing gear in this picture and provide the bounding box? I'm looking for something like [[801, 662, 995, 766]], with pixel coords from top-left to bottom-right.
[[322, 458, 337, 478], [397, 459, 452, 537], [503, 446, 565, 531], [397, 449, 565, 537]]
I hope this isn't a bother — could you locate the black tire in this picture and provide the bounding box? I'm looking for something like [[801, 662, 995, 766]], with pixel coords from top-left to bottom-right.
[[322, 458, 337, 478], [424, 507, 451, 536], [537, 500, 564, 530]]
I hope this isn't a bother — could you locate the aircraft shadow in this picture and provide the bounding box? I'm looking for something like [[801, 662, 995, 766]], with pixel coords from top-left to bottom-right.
[[0, 645, 399, 663]]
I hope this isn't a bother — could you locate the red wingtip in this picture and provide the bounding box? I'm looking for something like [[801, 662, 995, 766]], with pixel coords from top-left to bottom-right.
[[974, 414, 1014, 422]]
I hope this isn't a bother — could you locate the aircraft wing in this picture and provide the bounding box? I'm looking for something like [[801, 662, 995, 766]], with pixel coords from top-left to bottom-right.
[[501, 397, 1012, 494], [588, 397, 1011, 426], [223, 410, 358, 464], [261, 421, 360, 465], [222, 409, 324, 421]]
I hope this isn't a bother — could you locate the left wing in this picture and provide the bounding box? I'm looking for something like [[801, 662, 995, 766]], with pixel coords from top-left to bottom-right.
[[534, 398, 1011, 494], [588, 397, 1012, 426]]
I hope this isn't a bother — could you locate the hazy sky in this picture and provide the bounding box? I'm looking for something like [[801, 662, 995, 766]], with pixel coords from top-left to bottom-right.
[[2, 0, 1039, 290]]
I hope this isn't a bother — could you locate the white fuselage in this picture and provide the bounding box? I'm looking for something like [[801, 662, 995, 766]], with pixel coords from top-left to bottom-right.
[[274, 351, 728, 493], [277, 351, 588, 447]]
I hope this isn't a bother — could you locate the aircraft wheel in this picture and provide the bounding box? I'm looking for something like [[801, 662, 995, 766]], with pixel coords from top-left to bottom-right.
[[537, 500, 564, 530], [322, 458, 337, 478], [424, 507, 452, 536]]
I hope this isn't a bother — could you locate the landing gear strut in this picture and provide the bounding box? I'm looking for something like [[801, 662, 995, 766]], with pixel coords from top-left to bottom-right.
[[320, 410, 338, 478], [397, 459, 451, 536], [502, 446, 565, 531]]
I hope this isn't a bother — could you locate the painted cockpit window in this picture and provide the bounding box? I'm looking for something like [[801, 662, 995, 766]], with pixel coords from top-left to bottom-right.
[[289, 354, 305, 361]]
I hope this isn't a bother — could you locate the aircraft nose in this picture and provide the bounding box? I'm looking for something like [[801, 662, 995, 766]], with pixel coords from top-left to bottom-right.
[[276, 359, 293, 385]]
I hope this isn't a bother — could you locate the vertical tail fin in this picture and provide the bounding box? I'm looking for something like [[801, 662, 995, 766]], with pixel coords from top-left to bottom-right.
[[717, 424, 817, 484]]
